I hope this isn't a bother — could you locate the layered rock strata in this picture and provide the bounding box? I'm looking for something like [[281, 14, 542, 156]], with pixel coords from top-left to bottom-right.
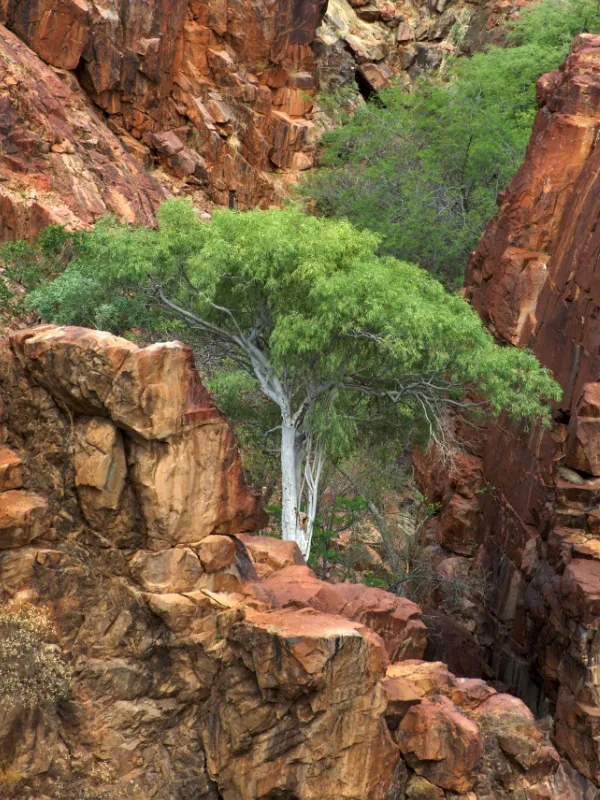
[[0, 323, 588, 799], [416, 34, 600, 786]]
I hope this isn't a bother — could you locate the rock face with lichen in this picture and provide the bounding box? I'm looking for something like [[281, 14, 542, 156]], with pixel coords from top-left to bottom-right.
[[0, 324, 589, 799], [414, 34, 600, 790], [0, 0, 527, 240]]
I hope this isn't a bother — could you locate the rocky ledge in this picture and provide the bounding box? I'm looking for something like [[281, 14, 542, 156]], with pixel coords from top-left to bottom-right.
[[0, 324, 592, 799]]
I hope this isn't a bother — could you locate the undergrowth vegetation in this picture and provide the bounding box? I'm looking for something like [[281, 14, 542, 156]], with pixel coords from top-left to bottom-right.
[[0, 605, 71, 711]]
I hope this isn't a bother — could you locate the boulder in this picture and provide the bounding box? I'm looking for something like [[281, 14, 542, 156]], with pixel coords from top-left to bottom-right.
[[357, 62, 394, 93], [201, 606, 399, 799], [10, 327, 219, 440], [196, 535, 237, 572], [561, 559, 600, 621], [247, 564, 427, 661], [396, 696, 483, 793], [383, 660, 456, 728], [0, 490, 50, 548], [236, 533, 304, 577], [10, 326, 267, 547]]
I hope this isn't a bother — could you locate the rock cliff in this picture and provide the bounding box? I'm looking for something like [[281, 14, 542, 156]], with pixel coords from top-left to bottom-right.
[[0, 324, 588, 799], [416, 33, 600, 789], [0, 0, 523, 240]]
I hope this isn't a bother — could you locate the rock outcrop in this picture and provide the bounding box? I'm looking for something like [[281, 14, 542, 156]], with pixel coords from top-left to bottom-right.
[[416, 34, 600, 788], [247, 563, 427, 662], [0, 0, 530, 239], [0, 0, 329, 231], [0, 323, 587, 799]]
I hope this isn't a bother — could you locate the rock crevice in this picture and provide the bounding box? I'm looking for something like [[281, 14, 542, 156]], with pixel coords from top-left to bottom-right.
[[416, 34, 600, 788]]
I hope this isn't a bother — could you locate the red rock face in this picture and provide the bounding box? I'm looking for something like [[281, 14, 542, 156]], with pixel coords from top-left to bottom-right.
[[0, 323, 593, 799], [433, 34, 600, 782], [0, 25, 165, 240], [0, 0, 541, 238], [0, 0, 326, 223]]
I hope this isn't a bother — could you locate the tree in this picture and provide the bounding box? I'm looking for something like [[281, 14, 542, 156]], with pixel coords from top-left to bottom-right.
[[302, 0, 600, 286], [25, 202, 560, 557]]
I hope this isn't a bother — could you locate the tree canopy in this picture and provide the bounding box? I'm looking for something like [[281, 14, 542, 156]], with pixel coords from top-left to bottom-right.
[[21, 201, 560, 555], [302, 0, 600, 286]]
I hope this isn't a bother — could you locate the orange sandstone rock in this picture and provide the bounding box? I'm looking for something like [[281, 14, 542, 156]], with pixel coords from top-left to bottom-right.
[[0, 323, 592, 799], [247, 563, 427, 661]]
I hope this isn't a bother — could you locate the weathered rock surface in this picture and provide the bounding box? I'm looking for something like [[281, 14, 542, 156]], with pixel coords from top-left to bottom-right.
[[0, 0, 329, 225], [416, 34, 600, 789], [10, 325, 266, 548], [0, 24, 165, 241], [247, 563, 427, 661], [0, 0, 533, 237], [0, 323, 586, 799], [202, 606, 398, 800], [383, 659, 590, 798]]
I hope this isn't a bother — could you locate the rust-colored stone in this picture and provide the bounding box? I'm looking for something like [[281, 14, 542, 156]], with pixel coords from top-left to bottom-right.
[[396, 696, 484, 792], [0, 25, 164, 241], [247, 563, 427, 662], [428, 34, 600, 785], [0, 323, 592, 799]]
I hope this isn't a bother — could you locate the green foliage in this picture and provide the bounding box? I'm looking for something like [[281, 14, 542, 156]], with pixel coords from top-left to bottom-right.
[[17, 218, 172, 335], [206, 366, 280, 497], [26, 202, 560, 429], [0, 226, 79, 321], [362, 573, 389, 589], [302, 0, 600, 285], [308, 495, 369, 572]]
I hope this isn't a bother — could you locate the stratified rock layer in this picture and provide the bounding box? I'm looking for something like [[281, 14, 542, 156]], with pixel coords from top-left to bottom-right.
[[417, 34, 600, 787], [0, 324, 587, 799]]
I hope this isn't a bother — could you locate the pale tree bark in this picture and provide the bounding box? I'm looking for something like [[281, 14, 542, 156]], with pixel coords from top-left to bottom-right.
[[280, 418, 301, 551], [155, 288, 328, 558], [280, 410, 326, 559]]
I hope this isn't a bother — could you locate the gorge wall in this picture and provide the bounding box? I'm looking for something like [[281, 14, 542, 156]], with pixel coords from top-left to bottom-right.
[[0, 0, 520, 240], [0, 324, 591, 800], [416, 33, 600, 789]]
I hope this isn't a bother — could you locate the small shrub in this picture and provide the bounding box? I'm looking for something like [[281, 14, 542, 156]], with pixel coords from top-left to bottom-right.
[[393, 537, 489, 610], [0, 605, 71, 711], [362, 572, 389, 589], [0, 762, 24, 791]]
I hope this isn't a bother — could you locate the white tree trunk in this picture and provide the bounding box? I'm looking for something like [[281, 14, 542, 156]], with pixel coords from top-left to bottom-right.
[[280, 419, 300, 547], [151, 294, 329, 560], [300, 436, 325, 559], [280, 418, 321, 560]]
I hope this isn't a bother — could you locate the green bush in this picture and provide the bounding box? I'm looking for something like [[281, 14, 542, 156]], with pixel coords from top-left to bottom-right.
[[302, 0, 600, 286]]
